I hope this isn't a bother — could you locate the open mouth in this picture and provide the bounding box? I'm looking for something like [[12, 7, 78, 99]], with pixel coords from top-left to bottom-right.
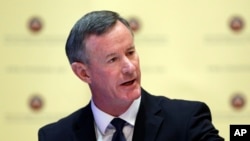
[[121, 79, 135, 86]]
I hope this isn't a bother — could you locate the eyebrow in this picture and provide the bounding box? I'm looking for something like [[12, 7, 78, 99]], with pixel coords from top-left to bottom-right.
[[105, 53, 117, 59], [128, 46, 135, 50]]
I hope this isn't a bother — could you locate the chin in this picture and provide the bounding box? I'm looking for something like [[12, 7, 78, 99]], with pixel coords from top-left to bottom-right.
[[129, 87, 141, 100]]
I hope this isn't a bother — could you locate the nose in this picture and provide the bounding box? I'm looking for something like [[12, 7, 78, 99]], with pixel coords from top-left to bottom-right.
[[122, 57, 135, 74]]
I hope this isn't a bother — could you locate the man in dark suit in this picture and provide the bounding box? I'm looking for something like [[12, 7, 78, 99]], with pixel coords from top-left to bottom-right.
[[38, 10, 224, 141]]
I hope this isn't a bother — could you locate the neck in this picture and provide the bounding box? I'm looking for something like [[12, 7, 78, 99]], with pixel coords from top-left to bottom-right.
[[92, 97, 133, 117]]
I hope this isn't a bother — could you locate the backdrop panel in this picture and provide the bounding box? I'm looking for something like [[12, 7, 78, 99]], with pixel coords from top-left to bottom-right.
[[1, 0, 249, 140]]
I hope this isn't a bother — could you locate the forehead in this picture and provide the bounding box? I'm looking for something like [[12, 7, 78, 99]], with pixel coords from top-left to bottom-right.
[[85, 21, 134, 53]]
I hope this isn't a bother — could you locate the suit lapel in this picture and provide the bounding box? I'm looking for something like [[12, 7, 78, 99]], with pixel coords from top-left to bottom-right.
[[132, 89, 163, 141], [73, 102, 96, 141], [72, 89, 163, 141]]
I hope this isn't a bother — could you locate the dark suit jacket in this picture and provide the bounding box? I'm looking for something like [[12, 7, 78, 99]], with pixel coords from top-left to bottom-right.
[[38, 88, 224, 141]]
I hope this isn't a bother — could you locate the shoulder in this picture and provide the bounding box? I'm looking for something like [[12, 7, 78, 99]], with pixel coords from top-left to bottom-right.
[[38, 104, 92, 140], [142, 88, 208, 107], [40, 107, 81, 129], [141, 88, 211, 117], [159, 96, 209, 113], [140, 88, 224, 140]]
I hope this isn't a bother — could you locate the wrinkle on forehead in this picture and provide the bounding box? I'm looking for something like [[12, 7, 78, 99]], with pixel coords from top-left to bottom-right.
[[85, 21, 134, 60]]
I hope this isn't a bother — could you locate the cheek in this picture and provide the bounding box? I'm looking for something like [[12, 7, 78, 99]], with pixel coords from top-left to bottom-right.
[[133, 55, 140, 66], [92, 68, 118, 84], [133, 59, 140, 71], [106, 70, 119, 81], [89, 68, 103, 83]]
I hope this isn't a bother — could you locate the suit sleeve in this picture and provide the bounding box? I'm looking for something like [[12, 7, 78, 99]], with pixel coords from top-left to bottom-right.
[[187, 102, 224, 141], [38, 128, 46, 141]]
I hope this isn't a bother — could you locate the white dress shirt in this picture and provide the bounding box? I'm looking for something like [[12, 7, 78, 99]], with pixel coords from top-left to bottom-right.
[[91, 97, 141, 141]]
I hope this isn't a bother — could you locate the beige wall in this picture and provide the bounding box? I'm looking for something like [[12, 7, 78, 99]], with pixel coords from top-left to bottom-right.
[[1, 0, 250, 140]]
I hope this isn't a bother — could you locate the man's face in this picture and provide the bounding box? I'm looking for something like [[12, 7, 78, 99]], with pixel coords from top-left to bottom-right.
[[85, 21, 141, 107]]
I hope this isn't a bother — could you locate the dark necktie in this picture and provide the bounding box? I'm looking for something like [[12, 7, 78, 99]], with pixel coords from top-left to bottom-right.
[[111, 118, 126, 141]]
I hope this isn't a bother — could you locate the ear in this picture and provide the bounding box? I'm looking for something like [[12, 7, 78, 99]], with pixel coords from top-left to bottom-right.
[[71, 62, 91, 83]]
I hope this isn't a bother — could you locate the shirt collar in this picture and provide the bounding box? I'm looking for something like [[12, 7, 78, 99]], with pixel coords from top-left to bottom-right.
[[91, 96, 141, 135]]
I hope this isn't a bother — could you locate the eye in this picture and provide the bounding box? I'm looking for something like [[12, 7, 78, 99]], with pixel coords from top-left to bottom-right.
[[107, 57, 117, 63], [127, 50, 135, 56]]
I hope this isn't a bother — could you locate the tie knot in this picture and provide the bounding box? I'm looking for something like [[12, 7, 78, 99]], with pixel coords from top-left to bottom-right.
[[111, 118, 126, 131]]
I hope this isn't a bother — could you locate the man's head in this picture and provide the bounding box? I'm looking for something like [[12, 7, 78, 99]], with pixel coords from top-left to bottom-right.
[[66, 10, 131, 64], [65, 10, 141, 115]]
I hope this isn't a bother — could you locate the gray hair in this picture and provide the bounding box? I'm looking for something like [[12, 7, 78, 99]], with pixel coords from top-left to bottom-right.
[[65, 10, 131, 64]]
